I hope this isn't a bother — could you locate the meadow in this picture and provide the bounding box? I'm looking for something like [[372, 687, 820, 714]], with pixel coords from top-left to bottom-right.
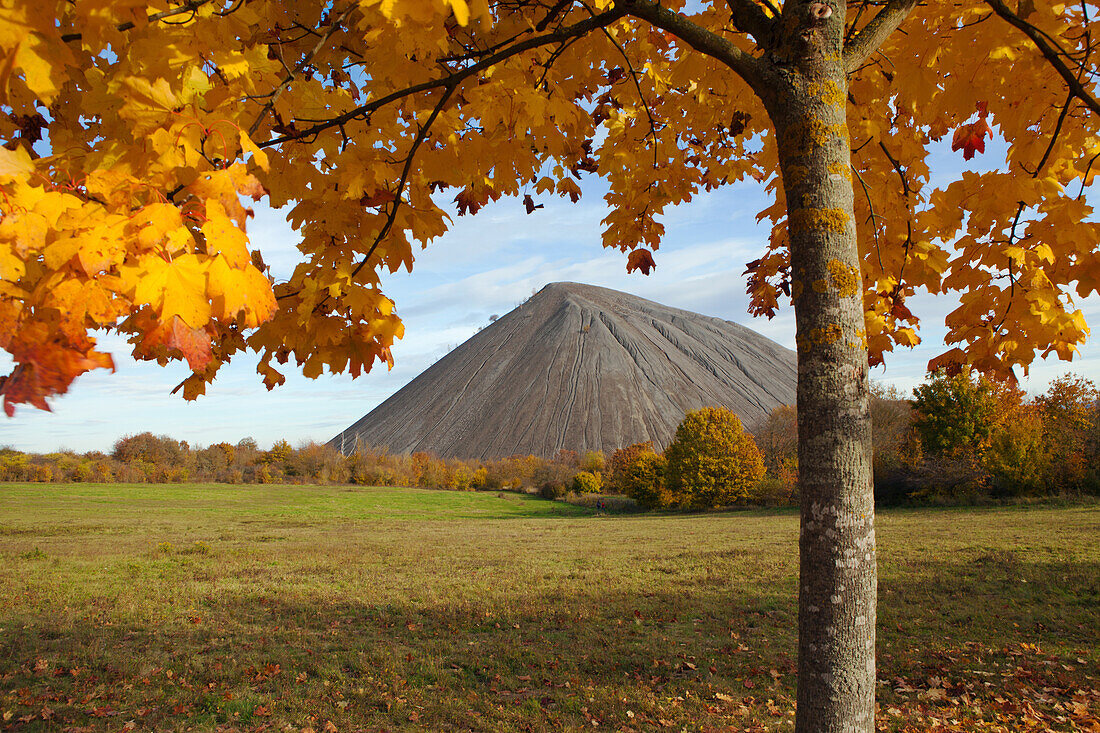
[[0, 483, 1097, 732]]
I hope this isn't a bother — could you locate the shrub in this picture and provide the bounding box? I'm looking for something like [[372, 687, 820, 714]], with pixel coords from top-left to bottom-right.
[[571, 470, 602, 494], [620, 451, 669, 509], [983, 406, 1050, 497], [911, 369, 999, 460], [472, 466, 488, 489], [538, 481, 568, 500], [608, 442, 655, 494], [533, 461, 572, 499], [578, 451, 606, 473], [664, 407, 766, 509], [748, 475, 794, 507]]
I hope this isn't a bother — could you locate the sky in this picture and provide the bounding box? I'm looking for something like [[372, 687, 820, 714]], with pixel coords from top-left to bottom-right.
[[3, 151, 1099, 453]]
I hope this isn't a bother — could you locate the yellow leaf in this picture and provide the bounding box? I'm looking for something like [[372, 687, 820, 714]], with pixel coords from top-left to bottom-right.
[[207, 255, 275, 327], [202, 202, 251, 269], [128, 254, 211, 328], [1033, 243, 1054, 264], [238, 130, 270, 171], [0, 145, 34, 181]]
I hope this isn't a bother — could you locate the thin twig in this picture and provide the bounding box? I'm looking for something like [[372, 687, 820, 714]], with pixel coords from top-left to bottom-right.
[[249, 4, 357, 137], [258, 7, 629, 149], [61, 0, 210, 42], [985, 0, 1100, 116]]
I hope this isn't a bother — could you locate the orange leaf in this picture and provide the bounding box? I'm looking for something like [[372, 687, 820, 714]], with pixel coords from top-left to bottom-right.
[[144, 316, 213, 371], [626, 248, 657, 275], [951, 119, 992, 160]]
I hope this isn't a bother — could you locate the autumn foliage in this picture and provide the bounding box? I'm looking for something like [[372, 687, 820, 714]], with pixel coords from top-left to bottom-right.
[[859, 371, 1100, 502], [609, 409, 769, 510], [0, 434, 583, 491], [0, 0, 1097, 417], [664, 407, 766, 509]]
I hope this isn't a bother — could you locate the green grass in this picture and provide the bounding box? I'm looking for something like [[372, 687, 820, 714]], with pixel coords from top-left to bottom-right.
[[1, 483, 1097, 732]]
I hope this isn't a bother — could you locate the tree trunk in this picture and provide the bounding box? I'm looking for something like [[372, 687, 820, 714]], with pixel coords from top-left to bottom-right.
[[763, 3, 878, 730]]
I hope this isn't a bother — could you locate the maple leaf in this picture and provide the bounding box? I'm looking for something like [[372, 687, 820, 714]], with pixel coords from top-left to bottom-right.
[[523, 194, 543, 214], [0, 145, 34, 180], [626, 248, 657, 275], [361, 190, 397, 207], [951, 119, 992, 160], [150, 316, 213, 371], [127, 254, 211, 329], [454, 184, 500, 216]]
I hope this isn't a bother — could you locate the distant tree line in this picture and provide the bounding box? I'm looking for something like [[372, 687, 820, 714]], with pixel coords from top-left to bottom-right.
[[876, 371, 1100, 503], [607, 372, 1099, 509], [2, 372, 1095, 506], [0, 435, 587, 491]]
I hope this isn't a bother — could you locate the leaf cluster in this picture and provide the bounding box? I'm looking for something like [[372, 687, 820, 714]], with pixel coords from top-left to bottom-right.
[[2, 0, 1099, 411]]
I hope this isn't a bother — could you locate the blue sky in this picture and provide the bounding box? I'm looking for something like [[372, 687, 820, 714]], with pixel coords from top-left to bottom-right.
[[3, 156, 1098, 453]]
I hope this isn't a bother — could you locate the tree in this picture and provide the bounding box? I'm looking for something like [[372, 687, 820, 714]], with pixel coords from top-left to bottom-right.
[[1035, 374, 1100, 493], [608, 441, 657, 494], [619, 446, 670, 509], [571, 469, 603, 493], [665, 407, 765, 507], [756, 403, 798, 474], [910, 368, 1000, 460], [3, 1, 1099, 728]]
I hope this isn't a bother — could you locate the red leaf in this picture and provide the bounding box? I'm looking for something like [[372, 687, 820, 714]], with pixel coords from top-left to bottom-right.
[[141, 316, 213, 371], [523, 194, 543, 214], [951, 119, 992, 160], [626, 248, 657, 275], [889, 299, 914, 321], [360, 190, 396, 207], [454, 185, 500, 215]]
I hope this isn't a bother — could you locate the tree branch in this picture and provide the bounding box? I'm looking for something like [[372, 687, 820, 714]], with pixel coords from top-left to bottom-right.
[[722, 0, 777, 50], [259, 7, 629, 149], [347, 83, 459, 282], [621, 0, 767, 89], [249, 4, 357, 137], [843, 0, 918, 73], [985, 0, 1100, 116], [60, 0, 211, 42]]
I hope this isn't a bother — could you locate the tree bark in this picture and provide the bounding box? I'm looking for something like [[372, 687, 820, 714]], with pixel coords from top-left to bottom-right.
[[761, 1, 878, 730], [625, 1, 884, 728]]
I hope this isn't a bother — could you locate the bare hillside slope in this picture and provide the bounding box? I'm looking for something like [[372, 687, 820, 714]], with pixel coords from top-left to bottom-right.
[[330, 282, 796, 459]]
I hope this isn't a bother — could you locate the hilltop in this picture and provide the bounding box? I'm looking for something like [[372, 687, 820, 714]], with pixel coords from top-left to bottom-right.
[[331, 282, 796, 459]]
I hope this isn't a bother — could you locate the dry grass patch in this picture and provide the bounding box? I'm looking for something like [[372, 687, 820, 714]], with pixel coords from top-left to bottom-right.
[[0, 484, 1097, 731]]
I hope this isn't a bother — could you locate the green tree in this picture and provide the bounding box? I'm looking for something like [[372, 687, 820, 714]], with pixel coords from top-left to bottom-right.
[[910, 369, 999, 460], [665, 407, 766, 509]]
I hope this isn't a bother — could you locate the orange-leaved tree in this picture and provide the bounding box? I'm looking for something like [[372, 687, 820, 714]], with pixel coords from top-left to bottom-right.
[[2, 0, 1099, 728], [664, 406, 765, 507]]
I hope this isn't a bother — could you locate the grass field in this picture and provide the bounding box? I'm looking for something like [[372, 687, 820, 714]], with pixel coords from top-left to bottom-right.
[[1, 483, 1097, 732]]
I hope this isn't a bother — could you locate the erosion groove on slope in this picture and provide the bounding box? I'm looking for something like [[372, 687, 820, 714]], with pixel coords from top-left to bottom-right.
[[330, 282, 797, 459]]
